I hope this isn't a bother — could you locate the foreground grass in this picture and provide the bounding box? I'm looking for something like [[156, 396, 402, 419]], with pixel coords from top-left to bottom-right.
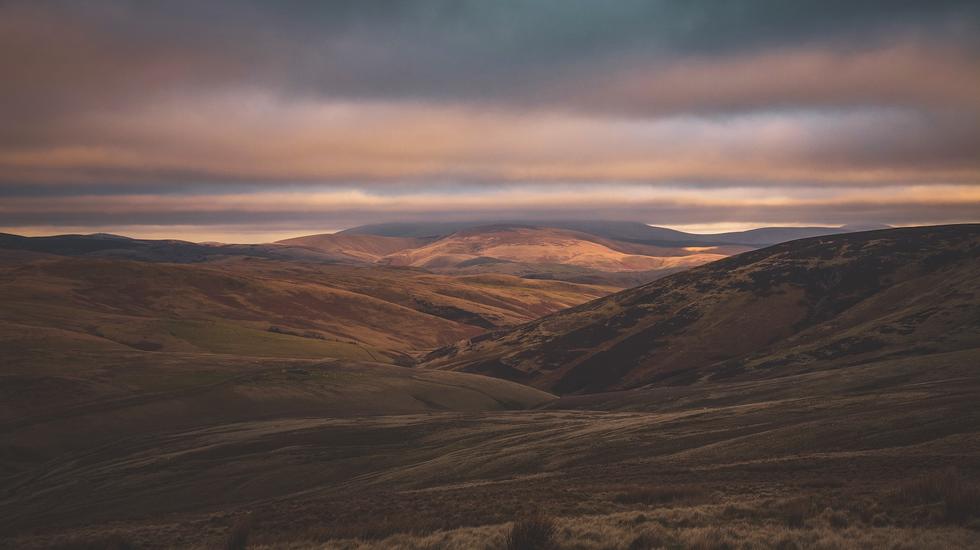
[[45, 470, 978, 550], [9, 350, 978, 549], [237, 469, 980, 549], [24, 470, 980, 550], [243, 507, 980, 550]]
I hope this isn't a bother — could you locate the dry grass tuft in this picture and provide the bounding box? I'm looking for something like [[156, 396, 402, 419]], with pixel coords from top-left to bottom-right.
[[160, 507, 980, 549], [627, 525, 676, 549], [680, 526, 738, 550], [505, 512, 558, 550], [777, 497, 815, 528], [225, 513, 256, 550], [818, 507, 849, 528], [894, 468, 980, 524]]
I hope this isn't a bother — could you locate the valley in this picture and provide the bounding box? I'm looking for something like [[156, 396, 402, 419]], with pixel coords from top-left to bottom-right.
[[0, 252, 614, 365], [0, 224, 978, 549]]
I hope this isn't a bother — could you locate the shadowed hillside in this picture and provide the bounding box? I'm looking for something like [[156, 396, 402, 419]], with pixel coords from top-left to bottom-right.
[[424, 225, 979, 394], [0, 353, 553, 459]]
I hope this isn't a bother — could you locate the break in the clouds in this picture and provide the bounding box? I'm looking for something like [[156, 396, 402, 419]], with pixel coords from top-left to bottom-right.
[[1, 1, 978, 239]]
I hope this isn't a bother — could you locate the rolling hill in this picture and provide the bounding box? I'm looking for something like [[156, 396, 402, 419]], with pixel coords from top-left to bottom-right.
[[423, 224, 980, 394], [2, 221, 885, 292], [283, 220, 890, 286], [274, 233, 428, 262], [0, 254, 614, 366], [0, 352, 554, 458], [0, 232, 351, 264], [282, 223, 756, 286], [341, 220, 890, 246], [380, 226, 727, 272]]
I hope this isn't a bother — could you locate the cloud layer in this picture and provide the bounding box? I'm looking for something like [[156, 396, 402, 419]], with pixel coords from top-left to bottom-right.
[[1, 1, 977, 239]]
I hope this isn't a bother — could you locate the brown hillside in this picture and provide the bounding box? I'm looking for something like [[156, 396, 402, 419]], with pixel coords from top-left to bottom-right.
[[382, 226, 725, 272], [0, 255, 614, 365], [275, 233, 426, 262], [423, 225, 980, 394]]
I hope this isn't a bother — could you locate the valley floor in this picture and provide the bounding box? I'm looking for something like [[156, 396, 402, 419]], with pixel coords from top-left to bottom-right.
[[3, 350, 979, 549]]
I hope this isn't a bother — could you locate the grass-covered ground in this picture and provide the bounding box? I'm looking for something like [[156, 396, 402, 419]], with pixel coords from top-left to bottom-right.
[[4, 349, 978, 548], [0, 253, 614, 365], [2, 228, 977, 549]]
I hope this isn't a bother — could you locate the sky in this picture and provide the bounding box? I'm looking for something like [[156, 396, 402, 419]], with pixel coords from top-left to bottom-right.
[[1, 1, 978, 242]]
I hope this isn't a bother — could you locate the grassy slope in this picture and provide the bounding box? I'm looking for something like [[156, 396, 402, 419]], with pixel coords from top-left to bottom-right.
[[424, 224, 980, 394], [0, 344, 554, 458], [275, 233, 426, 262], [280, 225, 740, 287], [0, 254, 614, 363], [381, 226, 725, 272], [0, 251, 582, 470]]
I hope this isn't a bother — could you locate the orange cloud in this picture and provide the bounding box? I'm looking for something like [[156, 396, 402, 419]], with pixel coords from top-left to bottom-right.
[[1, 93, 977, 187], [573, 43, 980, 115]]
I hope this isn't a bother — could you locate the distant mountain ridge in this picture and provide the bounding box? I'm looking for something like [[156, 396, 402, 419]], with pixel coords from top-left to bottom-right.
[[1, 221, 894, 288], [340, 220, 892, 246], [280, 224, 738, 285], [281, 221, 891, 286], [0, 232, 350, 264]]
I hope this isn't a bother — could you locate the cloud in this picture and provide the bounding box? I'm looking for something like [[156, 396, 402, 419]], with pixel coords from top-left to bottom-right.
[[567, 43, 980, 116], [0, 1, 977, 236], [1, 94, 976, 187], [2, 1, 977, 128]]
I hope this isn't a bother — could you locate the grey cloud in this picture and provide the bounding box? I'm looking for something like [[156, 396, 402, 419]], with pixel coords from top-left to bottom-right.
[[2, 1, 977, 118], [1, 0, 977, 232]]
